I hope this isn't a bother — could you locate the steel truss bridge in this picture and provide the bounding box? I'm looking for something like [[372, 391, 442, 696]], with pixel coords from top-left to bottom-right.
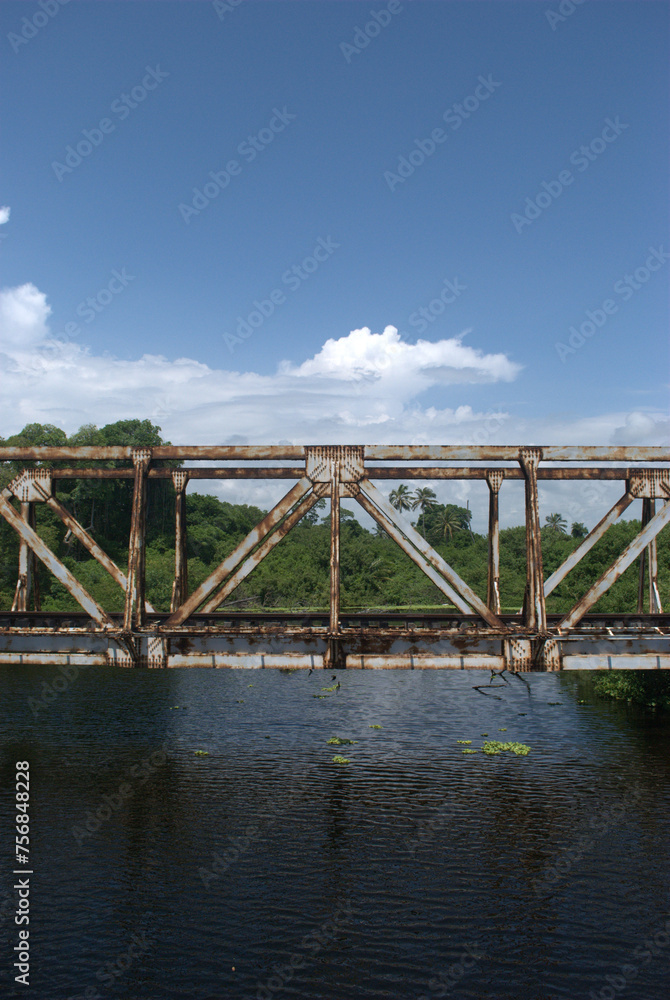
[[0, 444, 668, 671]]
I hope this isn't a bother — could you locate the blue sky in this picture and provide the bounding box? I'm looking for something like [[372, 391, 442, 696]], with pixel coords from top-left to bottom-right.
[[1, 0, 668, 524]]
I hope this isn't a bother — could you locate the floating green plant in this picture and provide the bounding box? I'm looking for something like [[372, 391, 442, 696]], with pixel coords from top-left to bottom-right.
[[236, 700, 244, 704], [194, 750, 209, 756], [321, 684, 339, 692], [481, 732, 489, 736], [462, 749, 478, 754], [498, 728, 507, 732], [248, 684, 254, 688], [327, 737, 357, 745], [481, 740, 530, 756], [369, 724, 382, 729], [313, 694, 327, 699], [456, 739, 472, 745], [331, 755, 350, 764]]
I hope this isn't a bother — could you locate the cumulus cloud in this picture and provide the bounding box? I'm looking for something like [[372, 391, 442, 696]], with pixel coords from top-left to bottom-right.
[[280, 325, 521, 387], [0, 283, 667, 462], [0, 206, 10, 225]]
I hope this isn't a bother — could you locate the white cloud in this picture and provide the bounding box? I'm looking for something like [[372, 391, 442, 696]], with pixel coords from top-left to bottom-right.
[[0, 281, 667, 529], [0, 206, 10, 225]]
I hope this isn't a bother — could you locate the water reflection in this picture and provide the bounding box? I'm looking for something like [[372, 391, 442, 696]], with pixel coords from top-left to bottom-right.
[[0, 666, 668, 999]]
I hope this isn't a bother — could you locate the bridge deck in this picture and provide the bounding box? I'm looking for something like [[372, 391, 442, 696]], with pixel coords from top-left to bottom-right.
[[1, 611, 668, 671]]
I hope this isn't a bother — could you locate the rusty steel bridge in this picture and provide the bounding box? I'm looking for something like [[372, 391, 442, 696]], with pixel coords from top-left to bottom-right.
[[0, 444, 668, 671]]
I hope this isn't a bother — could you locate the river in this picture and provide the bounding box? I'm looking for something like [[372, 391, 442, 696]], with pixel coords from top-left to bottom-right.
[[1, 665, 669, 999]]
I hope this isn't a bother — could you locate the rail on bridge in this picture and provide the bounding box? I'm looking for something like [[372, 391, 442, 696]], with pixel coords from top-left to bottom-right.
[[0, 444, 668, 671]]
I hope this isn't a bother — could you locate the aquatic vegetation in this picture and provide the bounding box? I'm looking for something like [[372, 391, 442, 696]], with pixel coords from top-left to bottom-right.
[[331, 755, 350, 764], [548, 702, 562, 706], [498, 728, 507, 731], [327, 737, 357, 745], [481, 732, 489, 736], [369, 724, 382, 729], [456, 739, 472, 744], [313, 694, 327, 699], [321, 684, 340, 692], [236, 700, 244, 704], [461, 749, 478, 754], [481, 740, 530, 756], [248, 684, 254, 688], [194, 750, 209, 756]]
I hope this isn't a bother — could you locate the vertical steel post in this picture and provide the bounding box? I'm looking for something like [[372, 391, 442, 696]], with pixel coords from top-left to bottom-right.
[[329, 464, 340, 635], [519, 448, 546, 631], [486, 470, 503, 614], [638, 498, 661, 613], [124, 449, 151, 631], [11, 502, 34, 612], [171, 471, 189, 613]]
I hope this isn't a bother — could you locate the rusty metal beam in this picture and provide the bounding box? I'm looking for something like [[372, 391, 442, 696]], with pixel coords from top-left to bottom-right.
[[330, 465, 341, 634], [163, 477, 313, 626], [520, 448, 546, 632], [0, 491, 112, 627], [45, 465, 644, 481], [638, 499, 662, 614], [49, 467, 306, 480], [200, 490, 322, 613], [365, 467, 634, 480], [357, 480, 505, 628], [11, 502, 35, 613], [171, 471, 189, 613], [544, 491, 635, 598], [364, 446, 668, 462], [124, 450, 151, 631], [486, 471, 503, 615], [2, 445, 667, 463], [558, 500, 670, 632]]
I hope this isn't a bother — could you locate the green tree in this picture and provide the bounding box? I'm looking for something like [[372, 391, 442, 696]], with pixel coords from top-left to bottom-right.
[[545, 512, 568, 534], [411, 487, 437, 537], [571, 521, 588, 539], [441, 507, 464, 541], [389, 484, 413, 514]]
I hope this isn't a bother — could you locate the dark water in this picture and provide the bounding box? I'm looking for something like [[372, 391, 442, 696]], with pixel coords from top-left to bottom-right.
[[1, 665, 669, 1000]]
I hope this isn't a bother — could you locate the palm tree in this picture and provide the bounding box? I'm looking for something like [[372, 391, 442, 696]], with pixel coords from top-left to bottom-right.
[[411, 487, 437, 537], [441, 507, 464, 541], [544, 512, 568, 534], [389, 484, 413, 514]]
